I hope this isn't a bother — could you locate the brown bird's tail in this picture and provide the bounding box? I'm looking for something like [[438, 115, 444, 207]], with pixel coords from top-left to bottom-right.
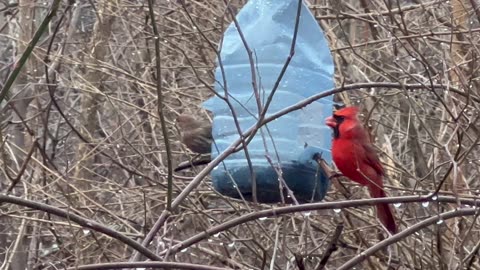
[[368, 184, 397, 234]]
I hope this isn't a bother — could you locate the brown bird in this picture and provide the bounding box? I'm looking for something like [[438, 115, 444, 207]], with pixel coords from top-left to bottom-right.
[[175, 114, 213, 154]]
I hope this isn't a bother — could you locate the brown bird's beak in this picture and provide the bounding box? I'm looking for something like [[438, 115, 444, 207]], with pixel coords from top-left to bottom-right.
[[325, 116, 336, 128]]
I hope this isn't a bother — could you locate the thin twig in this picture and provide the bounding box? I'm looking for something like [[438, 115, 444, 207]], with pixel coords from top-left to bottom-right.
[[316, 224, 344, 270], [147, 0, 173, 210], [0, 0, 61, 105]]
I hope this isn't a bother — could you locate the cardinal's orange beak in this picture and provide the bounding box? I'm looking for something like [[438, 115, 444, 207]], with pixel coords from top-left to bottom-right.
[[325, 116, 336, 128]]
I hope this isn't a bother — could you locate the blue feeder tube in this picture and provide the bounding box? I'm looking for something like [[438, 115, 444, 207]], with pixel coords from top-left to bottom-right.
[[203, 0, 334, 203]]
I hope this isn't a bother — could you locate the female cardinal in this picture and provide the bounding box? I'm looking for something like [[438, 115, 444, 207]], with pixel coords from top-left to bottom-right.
[[175, 114, 213, 154], [325, 106, 397, 234]]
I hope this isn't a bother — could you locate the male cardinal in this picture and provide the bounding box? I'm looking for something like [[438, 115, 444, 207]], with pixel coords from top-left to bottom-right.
[[325, 106, 397, 234], [175, 114, 213, 154]]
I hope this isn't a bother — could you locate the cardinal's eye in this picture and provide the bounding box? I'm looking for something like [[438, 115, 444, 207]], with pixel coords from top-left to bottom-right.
[[333, 115, 345, 124]]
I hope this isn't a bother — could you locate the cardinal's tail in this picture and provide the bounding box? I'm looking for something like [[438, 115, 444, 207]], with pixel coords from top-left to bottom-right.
[[368, 184, 397, 234]]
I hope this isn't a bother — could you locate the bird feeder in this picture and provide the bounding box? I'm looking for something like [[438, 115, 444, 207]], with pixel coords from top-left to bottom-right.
[[203, 0, 334, 203]]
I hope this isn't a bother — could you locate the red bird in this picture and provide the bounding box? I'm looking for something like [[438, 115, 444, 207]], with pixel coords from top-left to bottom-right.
[[325, 106, 397, 234]]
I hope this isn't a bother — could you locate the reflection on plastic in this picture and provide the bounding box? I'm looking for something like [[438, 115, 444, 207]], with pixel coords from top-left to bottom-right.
[[203, 0, 334, 203]]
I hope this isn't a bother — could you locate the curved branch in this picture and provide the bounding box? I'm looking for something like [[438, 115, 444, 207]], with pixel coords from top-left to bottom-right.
[[0, 194, 162, 261], [163, 195, 480, 256], [337, 208, 479, 270]]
